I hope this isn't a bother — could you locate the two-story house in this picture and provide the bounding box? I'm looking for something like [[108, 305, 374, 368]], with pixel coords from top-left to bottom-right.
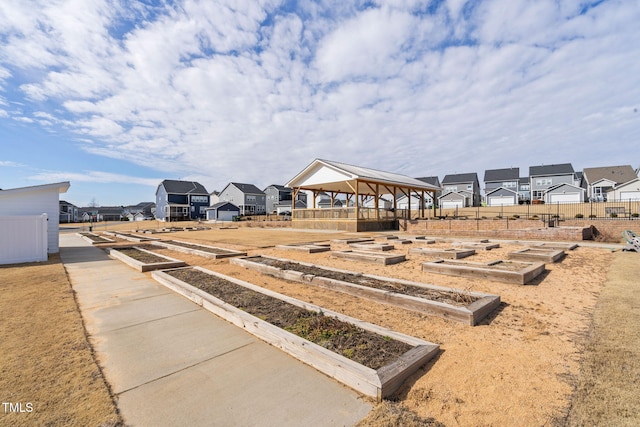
[[581, 165, 637, 202], [263, 184, 307, 214], [439, 173, 481, 208], [483, 168, 520, 206], [529, 163, 579, 203], [219, 182, 266, 215], [155, 179, 210, 221], [59, 200, 79, 223]]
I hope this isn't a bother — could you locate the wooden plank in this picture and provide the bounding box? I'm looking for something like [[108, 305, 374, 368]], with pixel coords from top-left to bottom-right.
[[507, 247, 566, 263], [331, 250, 406, 265], [422, 259, 545, 285], [410, 247, 476, 259], [232, 255, 501, 326], [106, 247, 186, 272], [151, 267, 440, 401]]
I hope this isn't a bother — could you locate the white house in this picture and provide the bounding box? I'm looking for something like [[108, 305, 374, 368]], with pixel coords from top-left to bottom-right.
[[0, 181, 70, 264], [607, 178, 640, 201]]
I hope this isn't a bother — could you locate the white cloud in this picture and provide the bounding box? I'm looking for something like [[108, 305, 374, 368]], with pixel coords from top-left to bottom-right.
[[29, 170, 160, 186], [1, 0, 639, 194]]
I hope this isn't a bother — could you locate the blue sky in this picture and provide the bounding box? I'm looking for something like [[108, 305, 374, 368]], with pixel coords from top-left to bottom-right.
[[1, 0, 638, 207]]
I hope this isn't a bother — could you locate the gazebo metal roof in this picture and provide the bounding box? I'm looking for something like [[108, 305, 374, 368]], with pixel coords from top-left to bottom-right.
[[285, 159, 440, 196]]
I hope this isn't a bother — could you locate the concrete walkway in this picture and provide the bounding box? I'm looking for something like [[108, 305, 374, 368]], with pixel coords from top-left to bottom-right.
[[59, 234, 372, 426]]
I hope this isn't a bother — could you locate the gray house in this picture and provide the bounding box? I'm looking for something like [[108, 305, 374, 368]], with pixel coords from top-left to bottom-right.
[[219, 182, 266, 215], [441, 173, 481, 207], [416, 176, 441, 207], [263, 184, 307, 214], [518, 177, 531, 204], [529, 163, 576, 202], [483, 168, 519, 200], [581, 165, 637, 202], [59, 200, 79, 223], [543, 183, 585, 204], [155, 180, 209, 221], [485, 187, 519, 206], [206, 202, 240, 221]]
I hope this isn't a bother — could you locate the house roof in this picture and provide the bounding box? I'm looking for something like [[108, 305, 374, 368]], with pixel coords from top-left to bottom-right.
[[486, 187, 518, 196], [415, 176, 441, 187], [582, 165, 637, 185], [286, 159, 440, 196], [529, 163, 574, 176], [209, 202, 239, 210], [543, 183, 584, 193], [519, 177, 529, 184], [483, 167, 519, 182], [0, 181, 70, 196], [229, 182, 265, 195], [159, 179, 208, 195], [265, 184, 289, 192], [442, 173, 478, 184]]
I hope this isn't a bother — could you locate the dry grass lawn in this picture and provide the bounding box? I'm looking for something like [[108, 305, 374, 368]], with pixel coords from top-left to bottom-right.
[[0, 255, 121, 427], [5, 222, 639, 426]]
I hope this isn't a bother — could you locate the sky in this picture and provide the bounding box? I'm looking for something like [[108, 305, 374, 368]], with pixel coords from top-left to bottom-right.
[[1, 0, 639, 207]]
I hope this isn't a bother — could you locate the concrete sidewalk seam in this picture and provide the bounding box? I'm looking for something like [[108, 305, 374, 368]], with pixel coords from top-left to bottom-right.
[[116, 341, 257, 396], [105, 307, 202, 332]]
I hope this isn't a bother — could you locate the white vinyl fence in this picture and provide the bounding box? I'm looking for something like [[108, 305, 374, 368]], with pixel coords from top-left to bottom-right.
[[0, 214, 48, 265]]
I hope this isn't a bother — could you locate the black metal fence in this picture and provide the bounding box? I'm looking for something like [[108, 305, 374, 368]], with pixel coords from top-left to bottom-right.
[[410, 199, 640, 220]]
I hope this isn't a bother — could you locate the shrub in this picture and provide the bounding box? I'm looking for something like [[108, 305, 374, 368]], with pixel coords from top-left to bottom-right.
[[632, 213, 639, 218], [610, 213, 618, 218], [512, 215, 520, 219], [589, 214, 597, 219], [575, 213, 584, 218]]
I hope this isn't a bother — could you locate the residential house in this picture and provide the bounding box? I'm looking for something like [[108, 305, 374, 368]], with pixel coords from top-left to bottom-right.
[[263, 184, 307, 214], [607, 178, 640, 201], [219, 182, 266, 215], [206, 202, 240, 221], [415, 176, 441, 207], [483, 168, 519, 206], [155, 180, 210, 221], [209, 191, 220, 205], [124, 202, 155, 221], [79, 206, 124, 222], [529, 163, 577, 202], [440, 173, 481, 208], [581, 165, 637, 202], [543, 183, 585, 204], [59, 200, 79, 223], [518, 177, 531, 204], [485, 187, 519, 206]]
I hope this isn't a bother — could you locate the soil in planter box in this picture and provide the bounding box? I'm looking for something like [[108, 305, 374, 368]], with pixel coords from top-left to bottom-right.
[[81, 233, 111, 243], [249, 257, 479, 306], [165, 240, 238, 255], [114, 247, 170, 264], [166, 268, 413, 370]]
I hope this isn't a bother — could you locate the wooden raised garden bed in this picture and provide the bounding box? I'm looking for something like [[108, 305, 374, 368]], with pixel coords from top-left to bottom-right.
[[106, 246, 186, 272], [275, 243, 331, 253], [533, 242, 578, 251], [422, 259, 545, 285], [151, 240, 246, 259], [103, 231, 159, 243], [230, 256, 501, 325], [151, 266, 440, 400], [331, 250, 406, 265], [331, 237, 375, 244], [409, 247, 476, 259], [349, 242, 395, 251], [507, 247, 566, 263], [78, 232, 115, 244], [453, 241, 500, 251]]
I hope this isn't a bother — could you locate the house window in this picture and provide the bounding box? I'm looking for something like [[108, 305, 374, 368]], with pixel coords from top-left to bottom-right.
[[536, 178, 552, 186], [466, 184, 472, 190], [191, 195, 208, 203], [444, 186, 457, 192], [247, 195, 256, 203], [504, 181, 516, 188]]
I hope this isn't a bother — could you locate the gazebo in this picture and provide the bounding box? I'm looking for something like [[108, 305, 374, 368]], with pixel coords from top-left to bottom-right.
[[285, 159, 441, 232]]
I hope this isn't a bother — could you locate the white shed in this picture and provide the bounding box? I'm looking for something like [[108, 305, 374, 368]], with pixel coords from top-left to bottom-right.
[[0, 182, 70, 263]]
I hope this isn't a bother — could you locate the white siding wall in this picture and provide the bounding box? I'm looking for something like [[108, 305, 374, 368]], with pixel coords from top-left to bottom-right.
[[0, 214, 48, 264], [0, 185, 64, 253]]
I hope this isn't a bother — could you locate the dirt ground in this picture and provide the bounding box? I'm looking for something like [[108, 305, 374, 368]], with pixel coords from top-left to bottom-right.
[[6, 222, 634, 426], [102, 224, 618, 426], [0, 254, 121, 427]]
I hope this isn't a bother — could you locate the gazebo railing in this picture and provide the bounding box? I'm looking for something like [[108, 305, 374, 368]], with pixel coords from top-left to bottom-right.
[[292, 207, 397, 221]]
